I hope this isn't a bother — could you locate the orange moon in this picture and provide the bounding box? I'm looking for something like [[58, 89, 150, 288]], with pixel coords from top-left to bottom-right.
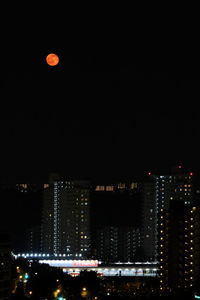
[[46, 53, 59, 66]]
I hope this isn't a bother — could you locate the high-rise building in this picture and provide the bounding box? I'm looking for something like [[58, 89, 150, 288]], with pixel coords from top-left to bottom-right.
[[25, 225, 41, 253], [158, 202, 200, 291], [141, 168, 196, 261], [96, 226, 141, 262], [41, 180, 91, 258], [141, 179, 156, 261], [90, 181, 142, 258]]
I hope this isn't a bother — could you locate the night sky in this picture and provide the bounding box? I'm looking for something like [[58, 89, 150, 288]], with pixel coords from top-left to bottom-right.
[[1, 6, 200, 254], [1, 10, 200, 183]]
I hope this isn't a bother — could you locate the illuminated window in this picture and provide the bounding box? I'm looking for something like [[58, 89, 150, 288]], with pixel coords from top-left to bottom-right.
[[106, 186, 114, 191], [95, 186, 105, 191], [118, 183, 126, 189], [131, 182, 138, 189]]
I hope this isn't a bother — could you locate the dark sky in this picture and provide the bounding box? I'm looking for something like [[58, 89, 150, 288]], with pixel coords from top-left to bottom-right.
[[1, 9, 200, 183]]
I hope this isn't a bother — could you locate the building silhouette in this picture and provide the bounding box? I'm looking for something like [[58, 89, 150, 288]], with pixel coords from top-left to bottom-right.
[[158, 201, 200, 291], [96, 226, 141, 262], [90, 182, 143, 261], [41, 180, 91, 258], [141, 168, 195, 261]]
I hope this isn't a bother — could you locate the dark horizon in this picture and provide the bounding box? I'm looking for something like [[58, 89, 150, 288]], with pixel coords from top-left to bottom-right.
[[0, 162, 199, 184]]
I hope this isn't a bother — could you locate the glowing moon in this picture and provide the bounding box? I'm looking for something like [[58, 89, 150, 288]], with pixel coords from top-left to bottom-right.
[[46, 53, 59, 66]]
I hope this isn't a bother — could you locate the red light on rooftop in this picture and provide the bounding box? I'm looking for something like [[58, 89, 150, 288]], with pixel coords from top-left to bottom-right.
[[189, 172, 194, 176], [178, 165, 182, 169], [148, 172, 152, 176]]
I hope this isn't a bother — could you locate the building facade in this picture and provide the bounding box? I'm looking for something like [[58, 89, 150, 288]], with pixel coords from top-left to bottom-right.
[[25, 225, 41, 253], [90, 181, 143, 260], [141, 180, 156, 260], [41, 180, 91, 258], [141, 169, 195, 261], [158, 202, 200, 291], [96, 226, 141, 262]]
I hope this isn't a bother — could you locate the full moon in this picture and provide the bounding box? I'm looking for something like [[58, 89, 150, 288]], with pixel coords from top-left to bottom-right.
[[46, 53, 59, 66]]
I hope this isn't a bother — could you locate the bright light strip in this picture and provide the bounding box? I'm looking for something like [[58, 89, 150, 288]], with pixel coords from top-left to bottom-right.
[[195, 295, 200, 299], [38, 260, 99, 267]]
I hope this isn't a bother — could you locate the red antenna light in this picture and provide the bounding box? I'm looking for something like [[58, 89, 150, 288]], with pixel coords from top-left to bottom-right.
[[148, 172, 152, 176], [189, 172, 194, 176], [178, 165, 182, 169]]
